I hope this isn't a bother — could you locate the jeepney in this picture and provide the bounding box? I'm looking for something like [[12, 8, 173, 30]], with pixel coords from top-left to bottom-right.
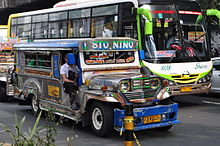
[[0, 25, 14, 101], [13, 38, 179, 137]]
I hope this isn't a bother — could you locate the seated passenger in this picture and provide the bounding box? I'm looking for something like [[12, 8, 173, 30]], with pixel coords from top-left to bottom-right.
[[103, 20, 113, 37], [27, 59, 36, 67], [60, 53, 80, 110]]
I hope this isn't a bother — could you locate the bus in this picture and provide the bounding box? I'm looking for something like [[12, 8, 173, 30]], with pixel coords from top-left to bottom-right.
[[7, 0, 220, 100], [0, 25, 14, 101]]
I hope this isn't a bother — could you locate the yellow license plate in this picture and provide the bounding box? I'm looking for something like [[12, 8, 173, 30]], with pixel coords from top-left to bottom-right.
[[143, 115, 161, 124], [181, 87, 192, 92]]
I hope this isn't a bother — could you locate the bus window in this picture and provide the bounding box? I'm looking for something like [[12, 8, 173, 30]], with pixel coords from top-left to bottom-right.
[[32, 14, 48, 39], [17, 16, 32, 39], [119, 3, 137, 39], [92, 5, 118, 37], [17, 24, 31, 39], [68, 9, 90, 37], [0, 26, 7, 42], [48, 12, 68, 38], [11, 18, 17, 37]]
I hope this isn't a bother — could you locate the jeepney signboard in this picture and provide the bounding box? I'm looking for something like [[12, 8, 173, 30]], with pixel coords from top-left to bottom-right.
[[79, 38, 138, 51]]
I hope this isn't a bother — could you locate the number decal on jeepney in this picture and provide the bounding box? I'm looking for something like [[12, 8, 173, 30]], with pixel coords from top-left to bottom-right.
[[48, 85, 60, 98]]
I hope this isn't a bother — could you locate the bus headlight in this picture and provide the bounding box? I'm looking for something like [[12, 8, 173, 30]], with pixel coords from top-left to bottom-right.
[[198, 71, 212, 83], [119, 80, 130, 93]]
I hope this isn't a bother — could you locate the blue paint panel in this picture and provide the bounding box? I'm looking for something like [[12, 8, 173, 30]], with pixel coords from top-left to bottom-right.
[[53, 55, 60, 78], [114, 103, 179, 131], [13, 40, 79, 49]]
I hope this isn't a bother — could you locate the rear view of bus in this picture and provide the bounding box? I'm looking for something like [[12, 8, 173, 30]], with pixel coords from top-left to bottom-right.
[[137, 0, 212, 99]]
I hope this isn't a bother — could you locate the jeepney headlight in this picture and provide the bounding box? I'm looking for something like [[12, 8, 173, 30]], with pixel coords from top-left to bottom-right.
[[0, 67, 6, 73], [119, 80, 130, 93], [150, 78, 160, 89]]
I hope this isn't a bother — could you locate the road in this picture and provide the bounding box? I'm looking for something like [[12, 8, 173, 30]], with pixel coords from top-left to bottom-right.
[[0, 94, 220, 146]]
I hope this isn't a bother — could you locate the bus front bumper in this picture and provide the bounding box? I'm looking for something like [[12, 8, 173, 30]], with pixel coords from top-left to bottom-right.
[[169, 82, 211, 96], [114, 103, 179, 131]]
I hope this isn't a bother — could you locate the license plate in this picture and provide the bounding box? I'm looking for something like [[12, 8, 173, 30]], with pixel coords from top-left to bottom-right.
[[181, 87, 192, 92], [143, 115, 161, 124]]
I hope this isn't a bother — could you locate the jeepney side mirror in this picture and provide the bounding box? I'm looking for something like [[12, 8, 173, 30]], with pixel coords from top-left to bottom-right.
[[67, 53, 76, 65], [139, 50, 145, 60]]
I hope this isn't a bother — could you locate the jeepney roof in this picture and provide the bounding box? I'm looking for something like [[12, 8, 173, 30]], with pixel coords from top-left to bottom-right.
[[13, 40, 79, 51]]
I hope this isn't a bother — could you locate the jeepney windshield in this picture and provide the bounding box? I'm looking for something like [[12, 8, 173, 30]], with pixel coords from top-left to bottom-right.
[[141, 3, 210, 63], [84, 51, 135, 65]]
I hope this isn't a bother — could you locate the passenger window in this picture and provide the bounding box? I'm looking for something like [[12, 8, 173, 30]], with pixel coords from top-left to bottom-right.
[[91, 5, 118, 37], [68, 9, 91, 37], [119, 3, 137, 39], [16, 17, 32, 39], [32, 14, 48, 39], [49, 12, 68, 38], [213, 60, 220, 70], [49, 21, 67, 38], [25, 51, 52, 69], [91, 16, 118, 37], [17, 24, 31, 39], [11, 18, 17, 37], [68, 18, 90, 37], [32, 23, 48, 38]]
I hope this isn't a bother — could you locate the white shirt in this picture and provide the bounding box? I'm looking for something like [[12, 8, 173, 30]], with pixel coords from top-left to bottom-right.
[[103, 27, 113, 37], [60, 63, 79, 78]]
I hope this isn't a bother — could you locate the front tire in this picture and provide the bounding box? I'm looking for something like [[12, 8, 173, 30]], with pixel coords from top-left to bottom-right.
[[157, 125, 173, 131], [90, 102, 113, 137], [31, 95, 41, 116]]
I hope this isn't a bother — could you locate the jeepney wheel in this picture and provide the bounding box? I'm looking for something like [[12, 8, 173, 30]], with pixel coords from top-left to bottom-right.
[[90, 102, 113, 137], [31, 95, 41, 116], [0, 84, 7, 102], [159, 98, 173, 105], [157, 125, 173, 131]]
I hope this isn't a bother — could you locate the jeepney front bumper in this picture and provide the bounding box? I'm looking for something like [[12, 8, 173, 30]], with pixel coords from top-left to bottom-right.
[[114, 103, 179, 131]]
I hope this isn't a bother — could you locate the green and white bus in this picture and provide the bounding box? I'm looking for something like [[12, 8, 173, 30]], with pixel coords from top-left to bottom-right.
[[7, 0, 220, 100]]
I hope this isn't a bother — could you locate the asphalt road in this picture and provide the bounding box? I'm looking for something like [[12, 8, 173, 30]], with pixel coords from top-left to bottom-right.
[[0, 94, 220, 146]]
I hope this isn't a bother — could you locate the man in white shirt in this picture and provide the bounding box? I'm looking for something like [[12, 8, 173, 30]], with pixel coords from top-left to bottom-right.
[[103, 21, 113, 37], [60, 53, 80, 110]]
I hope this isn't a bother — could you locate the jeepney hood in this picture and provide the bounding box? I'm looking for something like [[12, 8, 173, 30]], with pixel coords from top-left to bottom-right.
[[88, 72, 140, 90], [87, 72, 162, 105]]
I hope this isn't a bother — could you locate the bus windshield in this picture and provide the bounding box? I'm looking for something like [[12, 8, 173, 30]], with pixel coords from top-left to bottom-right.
[[142, 3, 209, 63]]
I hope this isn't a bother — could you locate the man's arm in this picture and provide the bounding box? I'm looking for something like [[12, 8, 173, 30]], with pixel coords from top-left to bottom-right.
[[61, 74, 77, 86]]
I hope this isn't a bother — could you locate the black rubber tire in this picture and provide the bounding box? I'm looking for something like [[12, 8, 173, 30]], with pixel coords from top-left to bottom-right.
[[90, 102, 113, 137], [0, 84, 8, 102], [18, 99, 31, 105], [31, 95, 41, 116], [159, 98, 173, 105], [156, 125, 173, 131]]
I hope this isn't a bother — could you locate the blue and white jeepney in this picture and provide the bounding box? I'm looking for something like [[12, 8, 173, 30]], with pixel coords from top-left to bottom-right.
[[13, 38, 179, 137]]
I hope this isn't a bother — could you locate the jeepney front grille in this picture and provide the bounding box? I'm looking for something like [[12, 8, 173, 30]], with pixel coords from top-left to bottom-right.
[[171, 74, 199, 84], [124, 77, 157, 104]]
